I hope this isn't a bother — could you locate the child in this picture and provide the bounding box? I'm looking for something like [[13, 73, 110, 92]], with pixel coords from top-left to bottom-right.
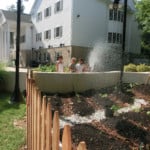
[[69, 57, 77, 72], [76, 58, 86, 72], [56, 55, 64, 72]]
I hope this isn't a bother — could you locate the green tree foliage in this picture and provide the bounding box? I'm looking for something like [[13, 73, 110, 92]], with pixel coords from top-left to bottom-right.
[[7, 4, 25, 14], [136, 0, 150, 54], [7, 4, 16, 12]]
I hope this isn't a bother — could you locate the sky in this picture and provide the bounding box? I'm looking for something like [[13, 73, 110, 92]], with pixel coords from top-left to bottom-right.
[[0, 0, 35, 14]]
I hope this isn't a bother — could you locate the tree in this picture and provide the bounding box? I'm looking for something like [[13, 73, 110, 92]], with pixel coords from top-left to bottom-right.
[[136, 0, 150, 54], [7, 4, 25, 14], [7, 4, 16, 12]]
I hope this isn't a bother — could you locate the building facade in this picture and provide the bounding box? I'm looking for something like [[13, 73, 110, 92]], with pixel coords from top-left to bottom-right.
[[0, 10, 32, 67], [0, 0, 141, 67]]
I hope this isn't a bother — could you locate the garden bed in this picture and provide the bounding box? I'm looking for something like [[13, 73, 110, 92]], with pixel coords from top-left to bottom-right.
[[46, 84, 150, 150]]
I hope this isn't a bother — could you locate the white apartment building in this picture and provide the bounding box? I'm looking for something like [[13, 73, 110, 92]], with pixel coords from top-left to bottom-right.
[[0, 0, 141, 67]]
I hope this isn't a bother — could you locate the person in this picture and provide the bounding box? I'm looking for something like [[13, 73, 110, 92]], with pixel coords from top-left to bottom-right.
[[76, 58, 86, 72], [56, 55, 64, 72], [68, 57, 77, 72]]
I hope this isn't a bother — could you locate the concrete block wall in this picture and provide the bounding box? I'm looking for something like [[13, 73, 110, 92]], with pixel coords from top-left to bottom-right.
[[123, 72, 150, 84], [3, 71, 150, 93], [4, 71, 27, 92], [33, 71, 120, 93]]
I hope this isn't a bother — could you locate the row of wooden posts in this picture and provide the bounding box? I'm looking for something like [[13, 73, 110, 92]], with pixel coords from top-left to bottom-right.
[[26, 71, 87, 150]]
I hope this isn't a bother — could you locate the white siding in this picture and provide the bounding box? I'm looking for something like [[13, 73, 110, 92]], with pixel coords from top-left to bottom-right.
[[0, 23, 9, 61], [20, 24, 33, 50], [71, 0, 108, 47], [31, 0, 72, 49], [126, 14, 141, 54]]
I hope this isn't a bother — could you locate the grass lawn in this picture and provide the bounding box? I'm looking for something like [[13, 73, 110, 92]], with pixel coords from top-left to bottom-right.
[[0, 92, 26, 150]]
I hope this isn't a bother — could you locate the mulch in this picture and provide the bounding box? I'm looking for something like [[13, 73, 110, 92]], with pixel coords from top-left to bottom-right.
[[49, 84, 150, 150]]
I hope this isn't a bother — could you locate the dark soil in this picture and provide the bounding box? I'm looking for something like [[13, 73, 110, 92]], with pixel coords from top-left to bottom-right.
[[47, 84, 150, 150]]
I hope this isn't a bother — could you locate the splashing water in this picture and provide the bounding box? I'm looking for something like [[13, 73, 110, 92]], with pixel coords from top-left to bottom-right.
[[88, 42, 121, 71]]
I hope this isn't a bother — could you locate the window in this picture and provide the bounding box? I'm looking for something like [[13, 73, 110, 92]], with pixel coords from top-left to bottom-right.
[[10, 32, 14, 48], [109, 10, 113, 20], [44, 30, 51, 39], [117, 33, 122, 44], [44, 7, 51, 17], [118, 11, 121, 21], [120, 11, 124, 22], [55, 52, 62, 61], [108, 32, 122, 44], [54, 0, 63, 13], [20, 35, 25, 43], [109, 10, 123, 22], [108, 32, 112, 43], [36, 12, 42, 21], [113, 33, 116, 43], [54, 26, 63, 38], [36, 33, 42, 41], [114, 10, 117, 21]]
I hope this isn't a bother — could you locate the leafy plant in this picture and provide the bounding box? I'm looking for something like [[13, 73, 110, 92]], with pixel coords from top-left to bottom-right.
[[0, 63, 7, 90], [124, 63, 137, 72], [124, 63, 150, 72], [34, 64, 56, 72], [136, 64, 150, 72], [76, 93, 81, 103], [99, 93, 108, 98], [146, 111, 150, 115], [110, 105, 120, 112], [136, 0, 150, 54]]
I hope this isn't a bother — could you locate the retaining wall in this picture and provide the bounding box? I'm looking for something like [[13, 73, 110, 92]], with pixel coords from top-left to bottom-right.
[[3, 71, 150, 93]]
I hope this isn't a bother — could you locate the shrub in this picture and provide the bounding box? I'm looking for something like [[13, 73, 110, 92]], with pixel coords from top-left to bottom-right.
[[0, 63, 7, 90], [136, 64, 150, 72], [124, 63, 137, 72], [35, 64, 56, 72], [124, 63, 150, 72]]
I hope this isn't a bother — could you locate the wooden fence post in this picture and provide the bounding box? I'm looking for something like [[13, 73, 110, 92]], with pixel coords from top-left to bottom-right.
[[37, 89, 41, 150], [26, 77, 30, 150], [31, 79, 35, 150], [62, 125, 72, 150], [41, 96, 47, 150], [45, 100, 52, 150], [77, 141, 87, 150], [33, 86, 38, 150], [26, 70, 87, 150], [52, 111, 60, 150]]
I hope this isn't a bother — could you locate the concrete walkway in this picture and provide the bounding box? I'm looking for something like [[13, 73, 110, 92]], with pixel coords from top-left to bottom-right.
[[5, 67, 28, 72]]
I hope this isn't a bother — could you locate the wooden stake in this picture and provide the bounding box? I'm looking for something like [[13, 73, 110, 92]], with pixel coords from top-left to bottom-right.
[[52, 111, 60, 150], [62, 125, 72, 150], [77, 141, 87, 150]]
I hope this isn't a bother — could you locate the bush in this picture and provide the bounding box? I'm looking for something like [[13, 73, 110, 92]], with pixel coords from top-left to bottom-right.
[[0, 63, 7, 90], [124, 64, 137, 72], [34, 64, 56, 72], [136, 64, 150, 72], [124, 63, 150, 72]]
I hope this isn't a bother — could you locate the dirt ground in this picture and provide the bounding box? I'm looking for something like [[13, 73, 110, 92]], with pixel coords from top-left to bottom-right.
[[47, 83, 150, 150]]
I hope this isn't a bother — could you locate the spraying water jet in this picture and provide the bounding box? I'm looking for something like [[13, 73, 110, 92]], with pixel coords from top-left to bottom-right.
[[88, 42, 121, 72]]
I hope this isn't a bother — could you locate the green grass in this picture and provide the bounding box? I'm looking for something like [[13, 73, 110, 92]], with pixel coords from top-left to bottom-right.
[[0, 93, 26, 150]]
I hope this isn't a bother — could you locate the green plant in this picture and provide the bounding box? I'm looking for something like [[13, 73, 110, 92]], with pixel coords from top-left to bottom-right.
[[76, 93, 81, 103], [110, 105, 120, 112], [34, 64, 56, 72], [99, 93, 108, 98], [136, 64, 150, 72], [124, 63, 150, 72], [124, 63, 137, 72], [146, 111, 150, 115], [0, 63, 7, 90]]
